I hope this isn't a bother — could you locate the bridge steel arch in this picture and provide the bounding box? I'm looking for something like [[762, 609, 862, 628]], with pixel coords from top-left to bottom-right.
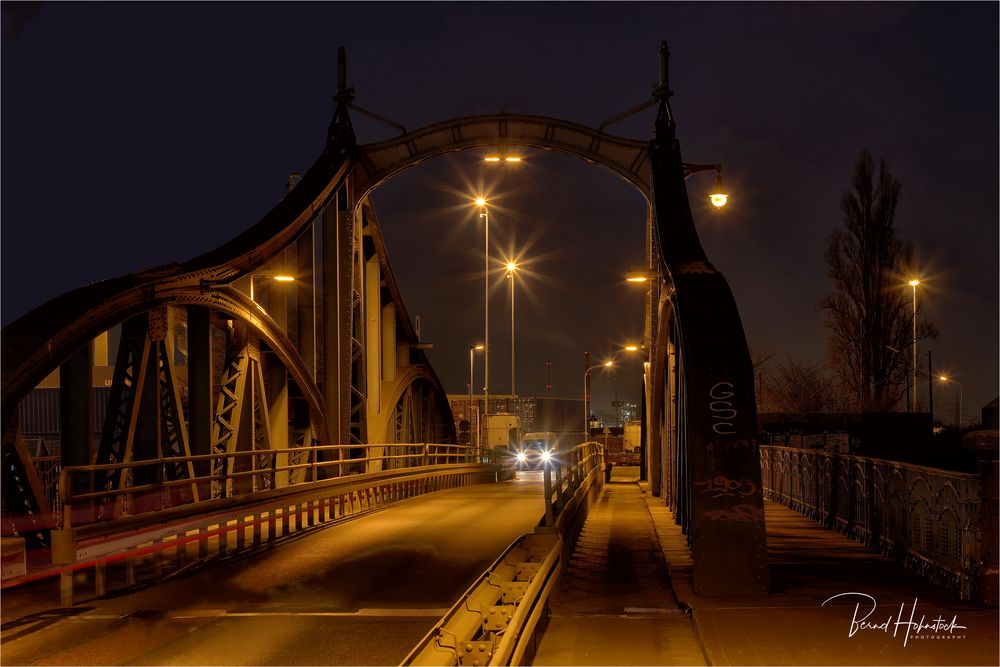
[[352, 110, 768, 595], [2, 59, 767, 596]]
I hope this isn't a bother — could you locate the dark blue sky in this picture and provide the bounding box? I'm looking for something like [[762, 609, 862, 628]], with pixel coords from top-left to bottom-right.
[[2, 2, 997, 421]]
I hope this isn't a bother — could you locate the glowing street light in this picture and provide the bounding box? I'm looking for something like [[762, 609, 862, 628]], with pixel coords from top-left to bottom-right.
[[625, 270, 655, 283], [249, 271, 296, 303], [937, 375, 963, 429], [684, 163, 728, 208], [484, 155, 522, 163]]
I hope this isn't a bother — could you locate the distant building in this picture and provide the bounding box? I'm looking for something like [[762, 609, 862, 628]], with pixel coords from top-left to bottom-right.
[[983, 398, 999, 430], [448, 395, 583, 444]]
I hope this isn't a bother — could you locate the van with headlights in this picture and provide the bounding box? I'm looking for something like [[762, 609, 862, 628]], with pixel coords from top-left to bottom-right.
[[515, 431, 559, 470]]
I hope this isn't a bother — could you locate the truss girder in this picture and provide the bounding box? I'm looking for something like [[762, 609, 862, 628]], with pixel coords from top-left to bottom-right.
[[210, 340, 250, 498], [95, 315, 152, 493], [0, 422, 52, 546], [1, 149, 351, 424], [352, 114, 651, 202]]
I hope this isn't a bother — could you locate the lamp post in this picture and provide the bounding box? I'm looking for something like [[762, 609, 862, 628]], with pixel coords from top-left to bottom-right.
[[469, 344, 484, 446], [683, 163, 728, 208], [938, 375, 963, 429], [909, 279, 920, 412], [250, 273, 295, 302], [506, 261, 518, 397], [475, 197, 491, 430], [584, 361, 614, 441]]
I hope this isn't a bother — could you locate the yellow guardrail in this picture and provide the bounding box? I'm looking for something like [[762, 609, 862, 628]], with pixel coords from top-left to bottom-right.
[[402, 532, 561, 667], [401, 441, 606, 666]]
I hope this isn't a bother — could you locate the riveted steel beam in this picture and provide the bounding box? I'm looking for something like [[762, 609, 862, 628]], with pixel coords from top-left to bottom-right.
[[352, 114, 650, 203]]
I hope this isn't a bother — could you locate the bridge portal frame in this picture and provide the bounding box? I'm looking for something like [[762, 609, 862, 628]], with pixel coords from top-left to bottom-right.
[[2, 45, 767, 595]]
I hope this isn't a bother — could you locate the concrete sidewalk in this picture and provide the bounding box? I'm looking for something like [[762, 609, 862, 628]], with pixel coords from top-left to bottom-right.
[[644, 486, 999, 666]]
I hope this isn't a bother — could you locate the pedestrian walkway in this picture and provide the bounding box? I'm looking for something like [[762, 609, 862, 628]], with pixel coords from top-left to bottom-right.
[[644, 487, 1000, 666], [532, 468, 706, 665]]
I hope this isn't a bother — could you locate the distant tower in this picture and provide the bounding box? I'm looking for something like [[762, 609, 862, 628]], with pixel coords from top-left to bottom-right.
[[545, 360, 553, 397]]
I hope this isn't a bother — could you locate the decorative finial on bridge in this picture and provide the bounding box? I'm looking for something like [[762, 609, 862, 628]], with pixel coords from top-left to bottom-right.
[[329, 46, 357, 148], [653, 40, 675, 137], [597, 40, 675, 134], [328, 45, 407, 146], [335, 46, 355, 106]]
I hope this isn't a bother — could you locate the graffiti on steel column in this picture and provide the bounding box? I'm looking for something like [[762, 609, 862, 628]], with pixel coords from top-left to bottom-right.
[[694, 476, 757, 498], [708, 381, 737, 435], [701, 504, 765, 522]]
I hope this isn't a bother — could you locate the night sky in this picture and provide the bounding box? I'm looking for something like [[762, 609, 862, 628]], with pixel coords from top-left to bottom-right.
[[2, 2, 997, 423]]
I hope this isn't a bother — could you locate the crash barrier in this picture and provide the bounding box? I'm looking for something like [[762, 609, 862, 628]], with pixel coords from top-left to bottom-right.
[[402, 442, 606, 666], [403, 532, 561, 666], [42, 444, 511, 606], [759, 444, 990, 603]]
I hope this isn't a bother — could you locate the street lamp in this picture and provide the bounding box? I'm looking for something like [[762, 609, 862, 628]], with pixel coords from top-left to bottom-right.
[[684, 163, 728, 208], [937, 375, 963, 429], [506, 261, 518, 397], [469, 344, 485, 446], [475, 197, 491, 428], [584, 361, 614, 440], [908, 279, 921, 412]]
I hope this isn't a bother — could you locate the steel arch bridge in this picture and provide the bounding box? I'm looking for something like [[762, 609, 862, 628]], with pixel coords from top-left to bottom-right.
[[1, 44, 767, 596]]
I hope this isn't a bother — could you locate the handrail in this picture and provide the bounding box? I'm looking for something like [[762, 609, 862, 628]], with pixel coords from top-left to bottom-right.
[[542, 441, 605, 528], [57, 443, 501, 530], [759, 443, 986, 601], [43, 460, 504, 606]]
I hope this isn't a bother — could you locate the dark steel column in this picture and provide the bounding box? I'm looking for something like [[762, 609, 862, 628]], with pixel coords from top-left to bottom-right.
[[649, 70, 769, 595], [187, 306, 212, 496], [59, 344, 93, 474]]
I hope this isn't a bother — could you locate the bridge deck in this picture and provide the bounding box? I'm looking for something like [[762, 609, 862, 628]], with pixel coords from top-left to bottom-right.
[[0, 475, 544, 665]]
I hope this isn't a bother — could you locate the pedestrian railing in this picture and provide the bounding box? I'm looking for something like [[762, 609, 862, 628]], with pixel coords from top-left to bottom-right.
[[56, 443, 498, 528], [37, 443, 510, 606], [402, 441, 607, 666], [759, 444, 985, 601]]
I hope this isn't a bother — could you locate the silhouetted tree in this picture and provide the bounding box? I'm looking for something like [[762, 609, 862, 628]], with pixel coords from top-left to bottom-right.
[[768, 357, 843, 413], [820, 150, 935, 411]]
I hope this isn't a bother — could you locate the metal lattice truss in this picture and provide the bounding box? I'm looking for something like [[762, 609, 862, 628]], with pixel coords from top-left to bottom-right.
[[210, 329, 273, 498]]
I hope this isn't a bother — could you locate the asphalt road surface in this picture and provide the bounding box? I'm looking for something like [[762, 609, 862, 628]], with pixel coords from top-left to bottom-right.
[[1, 474, 545, 666]]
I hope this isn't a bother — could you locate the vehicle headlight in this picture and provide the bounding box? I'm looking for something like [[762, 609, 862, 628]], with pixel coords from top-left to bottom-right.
[[516, 451, 527, 463], [540, 450, 551, 463]]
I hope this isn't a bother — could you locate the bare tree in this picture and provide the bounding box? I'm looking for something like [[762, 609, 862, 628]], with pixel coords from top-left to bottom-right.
[[819, 150, 935, 411], [768, 357, 842, 413], [749, 342, 776, 412]]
